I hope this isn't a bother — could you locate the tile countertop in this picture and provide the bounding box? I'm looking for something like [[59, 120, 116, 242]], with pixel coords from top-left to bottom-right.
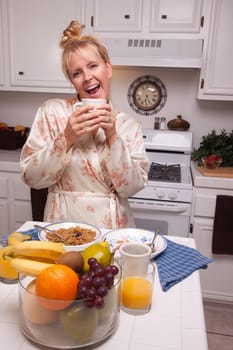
[[0, 221, 208, 350]]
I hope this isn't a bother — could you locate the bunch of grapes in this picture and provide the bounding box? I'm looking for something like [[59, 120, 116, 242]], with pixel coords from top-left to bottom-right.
[[77, 258, 119, 309]]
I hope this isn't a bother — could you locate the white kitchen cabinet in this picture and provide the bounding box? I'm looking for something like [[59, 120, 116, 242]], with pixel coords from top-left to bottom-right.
[[0, 0, 6, 87], [198, 0, 233, 100], [1, 0, 84, 93], [85, 0, 143, 32], [0, 168, 32, 236], [0, 174, 9, 234], [149, 0, 204, 34], [191, 164, 233, 303], [86, 0, 206, 37]]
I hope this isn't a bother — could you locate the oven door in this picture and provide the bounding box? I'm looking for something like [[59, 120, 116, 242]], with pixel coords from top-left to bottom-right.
[[129, 198, 191, 237]]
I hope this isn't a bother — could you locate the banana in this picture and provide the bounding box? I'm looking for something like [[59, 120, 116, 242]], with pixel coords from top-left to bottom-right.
[[8, 232, 31, 246], [4, 256, 53, 277], [4, 240, 65, 262]]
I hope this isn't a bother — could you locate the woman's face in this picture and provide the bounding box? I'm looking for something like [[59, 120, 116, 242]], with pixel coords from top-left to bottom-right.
[[68, 47, 112, 100]]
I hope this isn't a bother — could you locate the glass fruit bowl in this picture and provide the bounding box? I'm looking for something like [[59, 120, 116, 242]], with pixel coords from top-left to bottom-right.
[[18, 265, 121, 349], [201, 155, 223, 169]]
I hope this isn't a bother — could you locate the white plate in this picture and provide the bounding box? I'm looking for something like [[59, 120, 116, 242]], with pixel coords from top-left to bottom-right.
[[102, 228, 167, 259], [38, 221, 102, 252]]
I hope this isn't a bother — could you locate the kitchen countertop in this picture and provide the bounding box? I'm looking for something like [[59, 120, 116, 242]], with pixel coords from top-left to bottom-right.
[[191, 161, 233, 190], [0, 221, 208, 350], [0, 149, 21, 172]]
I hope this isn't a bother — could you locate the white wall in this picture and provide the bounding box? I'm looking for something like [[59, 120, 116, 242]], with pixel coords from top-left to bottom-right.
[[0, 66, 233, 150]]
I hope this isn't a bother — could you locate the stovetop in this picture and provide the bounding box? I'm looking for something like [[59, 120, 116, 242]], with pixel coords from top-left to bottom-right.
[[148, 162, 181, 183]]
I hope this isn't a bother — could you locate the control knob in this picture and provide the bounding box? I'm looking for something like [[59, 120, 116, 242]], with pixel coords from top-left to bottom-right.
[[156, 190, 165, 199], [168, 191, 178, 200]]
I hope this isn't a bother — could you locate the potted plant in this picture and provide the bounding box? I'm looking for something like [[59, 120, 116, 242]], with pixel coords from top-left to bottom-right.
[[191, 129, 233, 167]]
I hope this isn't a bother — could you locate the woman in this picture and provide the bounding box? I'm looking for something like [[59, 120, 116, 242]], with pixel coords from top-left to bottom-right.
[[20, 21, 149, 229]]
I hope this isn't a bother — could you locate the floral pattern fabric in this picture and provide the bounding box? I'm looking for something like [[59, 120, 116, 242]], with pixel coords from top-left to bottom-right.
[[20, 98, 149, 229]]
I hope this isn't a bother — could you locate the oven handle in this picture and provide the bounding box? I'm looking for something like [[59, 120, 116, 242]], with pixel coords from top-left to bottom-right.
[[129, 200, 189, 213], [152, 204, 188, 213]]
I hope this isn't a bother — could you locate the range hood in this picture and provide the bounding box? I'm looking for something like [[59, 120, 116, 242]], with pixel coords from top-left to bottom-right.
[[101, 37, 203, 68]]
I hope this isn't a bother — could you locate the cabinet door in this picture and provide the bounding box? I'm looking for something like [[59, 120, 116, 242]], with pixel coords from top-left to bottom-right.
[[198, 0, 233, 100], [7, 0, 83, 92], [149, 0, 203, 33], [0, 0, 5, 86], [87, 0, 143, 32], [0, 175, 9, 235], [193, 217, 233, 302], [0, 199, 9, 235]]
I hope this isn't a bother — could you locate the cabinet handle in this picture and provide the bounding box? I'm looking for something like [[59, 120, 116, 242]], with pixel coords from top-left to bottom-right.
[[200, 78, 204, 89], [18, 71, 24, 75], [161, 14, 167, 19], [124, 14, 130, 19], [200, 16, 204, 27]]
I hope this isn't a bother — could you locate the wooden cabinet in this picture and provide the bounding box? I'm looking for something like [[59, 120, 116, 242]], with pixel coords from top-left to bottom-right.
[[1, 0, 84, 93], [0, 168, 32, 236], [198, 0, 233, 100]]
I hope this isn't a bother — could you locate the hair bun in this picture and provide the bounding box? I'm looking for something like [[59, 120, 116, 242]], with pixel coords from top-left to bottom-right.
[[60, 21, 85, 48]]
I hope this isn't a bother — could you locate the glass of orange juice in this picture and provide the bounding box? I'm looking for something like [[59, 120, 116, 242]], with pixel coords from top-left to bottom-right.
[[121, 259, 155, 315]]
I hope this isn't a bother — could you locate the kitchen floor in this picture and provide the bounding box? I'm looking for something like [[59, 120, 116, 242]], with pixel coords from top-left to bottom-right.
[[203, 300, 233, 350]]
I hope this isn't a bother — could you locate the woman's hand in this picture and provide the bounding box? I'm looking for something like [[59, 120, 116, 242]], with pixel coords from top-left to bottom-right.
[[64, 103, 117, 150]]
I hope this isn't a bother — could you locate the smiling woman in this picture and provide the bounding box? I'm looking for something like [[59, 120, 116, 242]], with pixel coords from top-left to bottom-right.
[[19, 20, 149, 230]]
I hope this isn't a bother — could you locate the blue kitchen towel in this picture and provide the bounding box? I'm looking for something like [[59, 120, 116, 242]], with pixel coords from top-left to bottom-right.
[[155, 238, 214, 292], [0, 228, 40, 247]]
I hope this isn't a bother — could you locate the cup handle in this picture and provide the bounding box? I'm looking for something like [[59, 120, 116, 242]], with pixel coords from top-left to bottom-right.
[[73, 102, 82, 111]]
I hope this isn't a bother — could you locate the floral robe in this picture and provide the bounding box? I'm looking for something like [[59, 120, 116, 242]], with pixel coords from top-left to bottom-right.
[[20, 98, 149, 229]]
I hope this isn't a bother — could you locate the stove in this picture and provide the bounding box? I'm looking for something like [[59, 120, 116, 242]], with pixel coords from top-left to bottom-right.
[[129, 130, 193, 237]]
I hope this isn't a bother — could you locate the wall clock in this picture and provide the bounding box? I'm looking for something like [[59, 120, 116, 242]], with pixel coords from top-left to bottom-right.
[[127, 75, 167, 115]]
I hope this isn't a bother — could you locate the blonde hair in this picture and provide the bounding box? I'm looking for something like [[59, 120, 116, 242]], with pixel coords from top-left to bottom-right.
[[60, 21, 110, 80]]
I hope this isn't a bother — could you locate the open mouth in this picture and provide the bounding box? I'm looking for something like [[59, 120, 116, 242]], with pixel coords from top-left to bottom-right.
[[86, 84, 100, 96]]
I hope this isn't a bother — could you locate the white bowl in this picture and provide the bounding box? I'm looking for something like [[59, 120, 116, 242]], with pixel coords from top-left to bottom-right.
[[38, 221, 102, 252]]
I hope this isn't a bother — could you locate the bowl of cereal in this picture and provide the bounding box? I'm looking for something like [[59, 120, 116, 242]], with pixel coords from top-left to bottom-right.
[[38, 221, 102, 252]]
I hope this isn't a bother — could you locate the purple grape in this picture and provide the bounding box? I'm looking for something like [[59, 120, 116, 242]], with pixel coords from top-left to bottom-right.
[[105, 272, 114, 282], [92, 276, 102, 289], [91, 262, 101, 270], [83, 275, 93, 287], [111, 265, 119, 275], [97, 285, 108, 297], [88, 257, 97, 267], [99, 276, 107, 286], [94, 296, 104, 309], [88, 270, 95, 278], [78, 285, 88, 298], [94, 267, 104, 277], [104, 265, 112, 273], [86, 288, 97, 300]]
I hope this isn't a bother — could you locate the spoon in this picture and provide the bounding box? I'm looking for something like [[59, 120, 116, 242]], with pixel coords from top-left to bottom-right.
[[151, 229, 159, 251], [34, 224, 65, 243]]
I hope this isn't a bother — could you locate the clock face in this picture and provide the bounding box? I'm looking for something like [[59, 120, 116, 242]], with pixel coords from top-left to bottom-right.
[[127, 75, 167, 115]]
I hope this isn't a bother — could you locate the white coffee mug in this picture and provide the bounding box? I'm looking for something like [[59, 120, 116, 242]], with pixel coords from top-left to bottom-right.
[[74, 98, 107, 110], [119, 242, 151, 274]]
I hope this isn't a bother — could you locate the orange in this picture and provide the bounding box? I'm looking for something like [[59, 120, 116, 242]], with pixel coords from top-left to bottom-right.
[[0, 247, 18, 280], [122, 277, 152, 309], [35, 264, 79, 311]]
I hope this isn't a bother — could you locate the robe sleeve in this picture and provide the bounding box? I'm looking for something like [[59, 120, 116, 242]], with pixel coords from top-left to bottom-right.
[[104, 114, 149, 198], [20, 102, 72, 188]]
